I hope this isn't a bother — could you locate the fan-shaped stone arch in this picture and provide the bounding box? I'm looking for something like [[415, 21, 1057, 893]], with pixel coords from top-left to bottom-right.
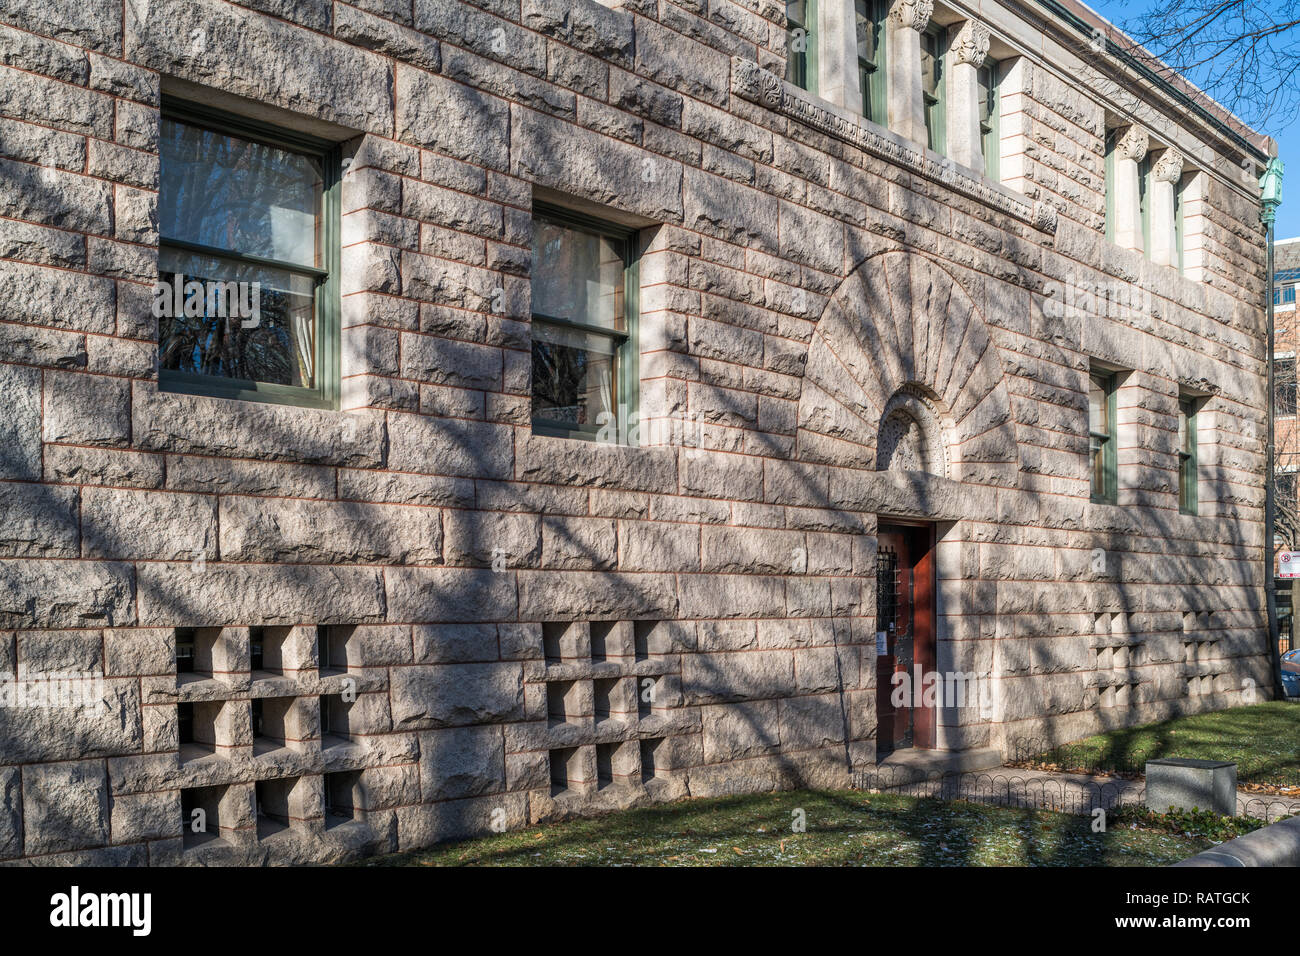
[[796, 251, 1020, 487]]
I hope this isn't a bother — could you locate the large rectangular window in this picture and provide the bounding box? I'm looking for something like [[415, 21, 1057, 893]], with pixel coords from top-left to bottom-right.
[[1178, 397, 1198, 515], [786, 0, 817, 92], [157, 102, 340, 408], [921, 26, 946, 154], [1089, 369, 1118, 504], [856, 0, 886, 124], [1104, 129, 1116, 243], [978, 58, 1000, 180], [1138, 153, 1152, 255], [1174, 173, 1186, 274], [530, 206, 638, 444]]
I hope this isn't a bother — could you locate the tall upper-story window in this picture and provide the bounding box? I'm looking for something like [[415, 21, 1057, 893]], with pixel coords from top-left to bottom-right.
[[531, 206, 639, 445], [1105, 124, 1188, 272], [921, 26, 946, 154], [1174, 174, 1186, 274], [1178, 397, 1198, 515], [856, 0, 886, 123], [978, 57, 1000, 179], [1089, 369, 1118, 504], [1138, 153, 1152, 252], [1104, 130, 1116, 242], [786, 0, 816, 91], [157, 102, 340, 408]]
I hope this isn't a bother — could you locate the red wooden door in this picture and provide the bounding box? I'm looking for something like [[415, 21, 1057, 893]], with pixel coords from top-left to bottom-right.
[[875, 524, 936, 753]]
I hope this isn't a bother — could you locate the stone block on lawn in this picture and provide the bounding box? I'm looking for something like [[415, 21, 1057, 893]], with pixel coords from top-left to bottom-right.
[[1146, 758, 1237, 817]]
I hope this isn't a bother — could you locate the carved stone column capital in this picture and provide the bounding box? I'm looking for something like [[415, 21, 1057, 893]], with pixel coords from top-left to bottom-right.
[[950, 20, 990, 67], [1153, 147, 1185, 183], [1115, 125, 1149, 162], [888, 0, 933, 32]]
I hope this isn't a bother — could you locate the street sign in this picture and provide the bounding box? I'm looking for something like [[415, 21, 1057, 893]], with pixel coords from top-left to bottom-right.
[[1280, 551, 1300, 578]]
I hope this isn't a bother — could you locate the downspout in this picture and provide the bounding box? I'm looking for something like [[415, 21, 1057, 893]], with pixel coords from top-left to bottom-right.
[[1261, 157, 1285, 700]]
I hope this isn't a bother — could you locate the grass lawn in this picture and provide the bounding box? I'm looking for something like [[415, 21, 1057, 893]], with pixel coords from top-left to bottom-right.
[[1024, 701, 1300, 790], [361, 789, 1238, 867]]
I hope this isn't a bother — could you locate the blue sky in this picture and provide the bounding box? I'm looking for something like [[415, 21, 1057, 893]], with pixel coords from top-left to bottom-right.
[[1087, 0, 1300, 239]]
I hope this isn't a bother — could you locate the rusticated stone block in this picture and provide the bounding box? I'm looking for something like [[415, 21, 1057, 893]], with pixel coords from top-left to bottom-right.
[[125, 0, 394, 135], [386, 567, 518, 622], [444, 509, 541, 568], [778, 694, 848, 750], [515, 431, 677, 491], [683, 651, 794, 704], [22, 760, 110, 856], [418, 725, 506, 800], [0, 766, 18, 859], [511, 104, 684, 223], [82, 487, 216, 561], [111, 790, 180, 843], [0, 484, 79, 558], [0, 559, 135, 628], [135, 564, 385, 627], [387, 412, 513, 479], [412, 623, 498, 663], [396, 791, 529, 849], [43, 370, 130, 447], [701, 700, 779, 762], [0, 365, 40, 480], [390, 663, 524, 729], [395, 63, 510, 170], [220, 495, 442, 565], [516, 570, 678, 620]]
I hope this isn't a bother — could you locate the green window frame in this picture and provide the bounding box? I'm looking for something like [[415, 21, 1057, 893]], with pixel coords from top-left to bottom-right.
[[530, 203, 640, 445], [1089, 369, 1118, 504], [157, 100, 341, 409], [977, 58, 1000, 180], [1178, 397, 1198, 515], [1104, 129, 1116, 243], [856, 0, 887, 124], [786, 0, 818, 93], [921, 25, 946, 154]]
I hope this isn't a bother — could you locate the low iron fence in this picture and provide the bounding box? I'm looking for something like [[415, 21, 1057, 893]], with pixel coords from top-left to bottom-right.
[[849, 737, 1300, 823]]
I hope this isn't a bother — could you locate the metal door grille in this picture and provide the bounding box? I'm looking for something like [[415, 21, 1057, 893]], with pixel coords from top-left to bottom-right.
[[876, 547, 898, 634]]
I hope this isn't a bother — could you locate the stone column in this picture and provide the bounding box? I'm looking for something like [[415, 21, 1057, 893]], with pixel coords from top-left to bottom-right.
[[947, 20, 990, 173], [1113, 125, 1149, 252], [818, 0, 863, 112], [887, 0, 932, 145], [1149, 148, 1184, 267]]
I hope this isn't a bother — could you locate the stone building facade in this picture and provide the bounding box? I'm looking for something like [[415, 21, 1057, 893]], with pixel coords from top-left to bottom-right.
[[0, 0, 1276, 864]]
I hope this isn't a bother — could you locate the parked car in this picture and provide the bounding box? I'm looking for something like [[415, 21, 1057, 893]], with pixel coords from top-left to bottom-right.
[[1281, 650, 1300, 696]]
